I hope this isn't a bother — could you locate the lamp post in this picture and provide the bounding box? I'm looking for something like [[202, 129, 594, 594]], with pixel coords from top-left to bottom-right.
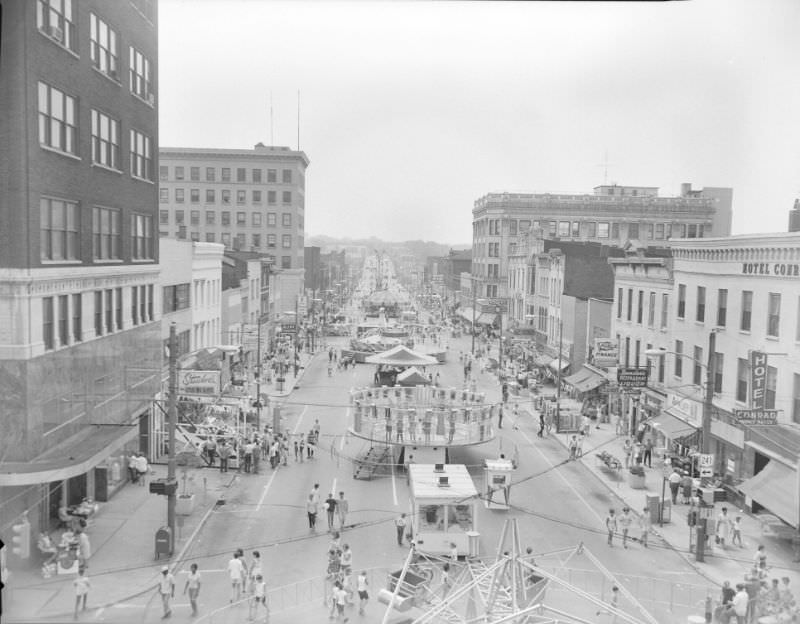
[[496, 304, 503, 380], [471, 280, 477, 356], [166, 323, 178, 552]]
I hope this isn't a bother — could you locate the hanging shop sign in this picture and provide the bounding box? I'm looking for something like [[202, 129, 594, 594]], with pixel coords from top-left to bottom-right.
[[178, 370, 221, 396], [733, 409, 779, 425], [749, 351, 768, 410], [617, 368, 649, 388], [698, 453, 714, 478], [592, 338, 619, 368]]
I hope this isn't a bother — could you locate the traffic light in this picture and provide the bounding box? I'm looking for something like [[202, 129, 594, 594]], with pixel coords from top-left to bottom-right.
[[11, 514, 30, 559]]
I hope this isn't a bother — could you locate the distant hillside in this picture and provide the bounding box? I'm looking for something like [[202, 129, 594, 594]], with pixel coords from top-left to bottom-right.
[[307, 235, 469, 259]]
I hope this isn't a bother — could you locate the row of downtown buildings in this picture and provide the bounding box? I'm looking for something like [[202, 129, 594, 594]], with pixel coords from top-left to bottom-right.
[[426, 187, 800, 529], [0, 0, 358, 562]]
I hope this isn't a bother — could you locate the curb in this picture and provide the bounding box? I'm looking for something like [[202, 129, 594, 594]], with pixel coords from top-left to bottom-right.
[[7, 474, 240, 623], [544, 418, 729, 589]]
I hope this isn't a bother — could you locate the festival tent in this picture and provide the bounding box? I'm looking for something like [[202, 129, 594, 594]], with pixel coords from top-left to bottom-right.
[[396, 367, 431, 386], [365, 344, 438, 367]]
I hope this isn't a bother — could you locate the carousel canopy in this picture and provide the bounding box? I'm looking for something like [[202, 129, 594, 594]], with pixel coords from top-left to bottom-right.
[[396, 367, 431, 386], [365, 344, 438, 367]]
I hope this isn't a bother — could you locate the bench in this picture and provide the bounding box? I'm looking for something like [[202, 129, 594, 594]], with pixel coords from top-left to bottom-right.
[[595, 451, 622, 472]]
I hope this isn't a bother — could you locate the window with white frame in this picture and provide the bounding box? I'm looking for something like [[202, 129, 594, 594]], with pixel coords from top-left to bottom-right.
[[92, 206, 120, 260], [129, 129, 152, 180], [129, 46, 152, 102], [282, 213, 291, 227], [36, 0, 76, 51], [90, 13, 118, 78], [282, 234, 291, 248], [41, 197, 79, 261], [38, 82, 77, 155], [267, 234, 276, 248], [767, 293, 781, 338], [252, 213, 262, 226], [131, 214, 154, 260], [90, 109, 120, 169]]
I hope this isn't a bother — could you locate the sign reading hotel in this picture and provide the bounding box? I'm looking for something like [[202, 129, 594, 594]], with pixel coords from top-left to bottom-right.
[[592, 339, 619, 368], [617, 368, 648, 388], [178, 370, 221, 396], [733, 409, 779, 425], [741, 262, 800, 277], [750, 351, 768, 409]]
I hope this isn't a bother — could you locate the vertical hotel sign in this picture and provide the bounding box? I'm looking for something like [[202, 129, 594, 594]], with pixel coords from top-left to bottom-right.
[[750, 351, 767, 409]]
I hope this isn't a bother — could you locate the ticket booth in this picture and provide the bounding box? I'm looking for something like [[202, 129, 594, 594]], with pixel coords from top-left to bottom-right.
[[484, 458, 514, 510], [408, 464, 478, 556]]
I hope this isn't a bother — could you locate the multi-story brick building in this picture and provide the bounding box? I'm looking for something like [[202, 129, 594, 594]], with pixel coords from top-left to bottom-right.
[[157, 144, 309, 273], [0, 0, 161, 546], [471, 183, 732, 302]]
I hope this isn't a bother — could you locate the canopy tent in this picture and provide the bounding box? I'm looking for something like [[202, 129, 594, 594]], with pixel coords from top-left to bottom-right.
[[475, 312, 499, 326], [396, 366, 432, 387], [365, 344, 439, 367]]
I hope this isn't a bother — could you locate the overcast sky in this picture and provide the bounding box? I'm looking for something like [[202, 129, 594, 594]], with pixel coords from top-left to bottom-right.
[[158, 0, 800, 245]]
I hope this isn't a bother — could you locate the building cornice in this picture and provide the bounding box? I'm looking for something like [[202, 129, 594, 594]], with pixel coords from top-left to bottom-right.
[[160, 147, 310, 168]]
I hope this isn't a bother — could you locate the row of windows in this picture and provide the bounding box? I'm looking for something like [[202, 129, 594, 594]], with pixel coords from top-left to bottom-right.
[[40, 196, 154, 262], [159, 166, 294, 184], [37, 3, 154, 103], [163, 283, 190, 314], [164, 230, 294, 250], [160, 210, 295, 228], [617, 288, 670, 329], [42, 284, 154, 351], [38, 81, 153, 180], [676, 286, 797, 340], [160, 188, 292, 206], [476, 218, 707, 242]]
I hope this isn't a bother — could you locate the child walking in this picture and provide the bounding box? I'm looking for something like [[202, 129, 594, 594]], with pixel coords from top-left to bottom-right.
[[73, 567, 91, 619]]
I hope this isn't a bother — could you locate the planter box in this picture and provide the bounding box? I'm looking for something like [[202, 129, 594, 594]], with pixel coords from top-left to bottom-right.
[[176, 494, 195, 516], [628, 473, 646, 490]]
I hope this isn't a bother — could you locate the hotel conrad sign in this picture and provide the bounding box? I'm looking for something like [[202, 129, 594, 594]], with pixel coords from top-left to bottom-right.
[[741, 263, 800, 277]]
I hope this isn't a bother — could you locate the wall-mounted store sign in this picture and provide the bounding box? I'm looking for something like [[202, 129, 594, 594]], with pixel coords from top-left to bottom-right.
[[733, 409, 779, 425], [749, 351, 768, 410], [741, 263, 800, 277]]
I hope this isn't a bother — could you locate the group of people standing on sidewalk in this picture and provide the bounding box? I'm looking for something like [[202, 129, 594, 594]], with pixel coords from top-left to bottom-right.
[[604, 506, 652, 549]]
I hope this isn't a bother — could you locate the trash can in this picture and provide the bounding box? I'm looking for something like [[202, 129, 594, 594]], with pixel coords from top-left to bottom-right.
[[276, 377, 285, 392], [645, 494, 660, 524], [155, 526, 173, 559], [467, 531, 481, 558]]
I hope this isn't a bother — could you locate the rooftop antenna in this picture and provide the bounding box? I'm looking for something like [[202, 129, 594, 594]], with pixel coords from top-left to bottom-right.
[[297, 90, 300, 151], [270, 91, 274, 145], [598, 150, 614, 185]]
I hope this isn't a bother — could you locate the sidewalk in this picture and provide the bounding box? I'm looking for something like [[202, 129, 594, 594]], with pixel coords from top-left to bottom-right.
[[516, 388, 800, 593], [3, 352, 317, 623]]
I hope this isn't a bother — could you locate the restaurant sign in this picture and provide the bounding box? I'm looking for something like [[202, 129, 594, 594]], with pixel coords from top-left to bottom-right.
[[178, 370, 221, 396], [733, 409, 779, 425], [617, 368, 648, 388]]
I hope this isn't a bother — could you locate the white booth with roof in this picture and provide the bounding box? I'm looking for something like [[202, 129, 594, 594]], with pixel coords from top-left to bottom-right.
[[484, 458, 514, 510], [408, 464, 478, 556]]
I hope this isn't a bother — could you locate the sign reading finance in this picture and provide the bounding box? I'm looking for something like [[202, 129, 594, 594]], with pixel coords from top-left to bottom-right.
[[734, 409, 779, 425], [592, 338, 619, 368], [750, 351, 768, 409], [617, 368, 649, 388]]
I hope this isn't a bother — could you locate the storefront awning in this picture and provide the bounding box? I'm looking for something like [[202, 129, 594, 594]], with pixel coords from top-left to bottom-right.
[[0, 424, 139, 487], [476, 312, 499, 325], [564, 366, 607, 393], [547, 357, 570, 373], [457, 307, 475, 322], [649, 410, 698, 441], [737, 461, 798, 528]]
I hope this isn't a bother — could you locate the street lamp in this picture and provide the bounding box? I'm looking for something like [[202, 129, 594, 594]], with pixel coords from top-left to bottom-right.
[[496, 305, 503, 379]]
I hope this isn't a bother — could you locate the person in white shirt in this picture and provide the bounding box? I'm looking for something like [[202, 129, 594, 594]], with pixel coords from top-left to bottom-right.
[[158, 565, 175, 619], [73, 567, 91, 618], [356, 571, 369, 615], [183, 563, 201, 616], [227, 552, 245, 603], [731, 583, 748, 624]]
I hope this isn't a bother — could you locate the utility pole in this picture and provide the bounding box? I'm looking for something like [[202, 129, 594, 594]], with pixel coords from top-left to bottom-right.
[[701, 330, 716, 475], [256, 317, 262, 432], [167, 322, 177, 551], [555, 318, 563, 432], [471, 278, 477, 356]]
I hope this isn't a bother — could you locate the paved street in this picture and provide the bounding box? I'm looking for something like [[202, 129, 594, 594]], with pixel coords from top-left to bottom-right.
[[57, 334, 715, 623]]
